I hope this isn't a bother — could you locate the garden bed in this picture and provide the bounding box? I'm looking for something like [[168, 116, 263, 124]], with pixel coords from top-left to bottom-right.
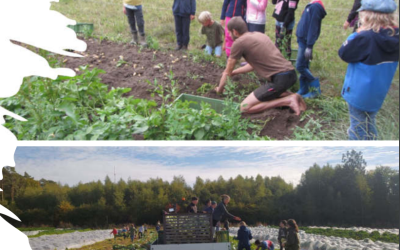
[[62, 38, 312, 139]]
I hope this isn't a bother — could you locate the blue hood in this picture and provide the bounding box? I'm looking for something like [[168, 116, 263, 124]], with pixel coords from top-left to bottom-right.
[[339, 28, 399, 112]]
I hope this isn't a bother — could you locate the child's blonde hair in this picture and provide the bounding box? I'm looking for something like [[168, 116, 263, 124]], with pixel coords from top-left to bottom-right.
[[198, 11, 213, 23], [240, 221, 247, 226], [359, 11, 399, 36]]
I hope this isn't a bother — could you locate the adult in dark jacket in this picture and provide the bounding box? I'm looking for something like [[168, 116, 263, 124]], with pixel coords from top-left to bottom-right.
[[212, 195, 241, 227], [187, 197, 199, 213], [283, 219, 300, 250], [343, 0, 361, 31], [237, 221, 253, 250], [295, 0, 327, 99], [278, 220, 288, 250], [172, 0, 196, 50], [338, 0, 399, 140], [204, 200, 217, 214], [272, 0, 299, 58]]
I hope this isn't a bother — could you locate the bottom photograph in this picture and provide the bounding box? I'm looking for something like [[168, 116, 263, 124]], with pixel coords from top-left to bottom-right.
[[0, 146, 399, 250]]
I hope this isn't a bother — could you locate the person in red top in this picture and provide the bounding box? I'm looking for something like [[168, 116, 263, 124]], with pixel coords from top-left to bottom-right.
[[255, 239, 275, 250], [110, 228, 118, 241]]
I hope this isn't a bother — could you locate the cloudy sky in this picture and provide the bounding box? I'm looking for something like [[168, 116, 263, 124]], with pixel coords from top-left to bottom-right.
[[13, 147, 399, 186]]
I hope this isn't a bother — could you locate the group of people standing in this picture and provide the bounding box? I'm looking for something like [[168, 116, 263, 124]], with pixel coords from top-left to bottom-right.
[[186, 195, 302, 250], [186, 195, 242, 232], [121, 0, 399, 141], [110, 224, 147, 242], [236, 219, 300, 250]]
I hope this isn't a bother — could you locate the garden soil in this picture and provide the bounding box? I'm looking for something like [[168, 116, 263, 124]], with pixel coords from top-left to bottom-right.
[[63, 38, 311, 140]]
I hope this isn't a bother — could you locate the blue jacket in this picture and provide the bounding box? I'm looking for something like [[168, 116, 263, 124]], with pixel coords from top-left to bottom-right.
[[220, 0, 247, 20], [237, 226, 253, 247], [339, 28, 399, 112], [296, 2, 327, 49], [203, 206, 214, 214], [173, 0, 196, 17]]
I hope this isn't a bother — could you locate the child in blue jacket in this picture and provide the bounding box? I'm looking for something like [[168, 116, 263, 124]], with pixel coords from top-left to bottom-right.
[[173, 0, 196, 51], [237, 221, 253, 250], [339, 0, 399, 140], [295, 0, 326, 99]]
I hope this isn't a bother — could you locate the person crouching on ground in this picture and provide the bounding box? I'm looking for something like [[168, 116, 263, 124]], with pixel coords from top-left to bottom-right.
[[283, 219, 300, 250], [173, 0, 196, 51], [199, 11, 225, 57], [123, 0, 147, 46], [215, 17, 306, 115], [338, 0, 399, 140], [278, 220, 288, 250], [237, 221, 253, 250], [295, 0, 327, 99], [255, 239, 275, 250]]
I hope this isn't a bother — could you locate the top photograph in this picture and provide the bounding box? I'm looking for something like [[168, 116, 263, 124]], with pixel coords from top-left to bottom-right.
[[0, 0, 398, 140]]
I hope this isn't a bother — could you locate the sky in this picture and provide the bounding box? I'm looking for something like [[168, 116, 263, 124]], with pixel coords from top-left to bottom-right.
[[12, 146, 399, 187]]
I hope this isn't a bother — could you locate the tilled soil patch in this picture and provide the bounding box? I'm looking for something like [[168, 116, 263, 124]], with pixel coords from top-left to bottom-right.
[[63, 38, 311, 139]]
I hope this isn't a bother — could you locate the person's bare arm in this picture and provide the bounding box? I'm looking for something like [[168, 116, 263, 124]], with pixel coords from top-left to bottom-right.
[[215, 58, 237, 93], [232, 63, 254, 76]]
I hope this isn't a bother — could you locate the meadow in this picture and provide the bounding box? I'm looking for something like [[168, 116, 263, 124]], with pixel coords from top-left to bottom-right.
[[0, 0, 396, 140]]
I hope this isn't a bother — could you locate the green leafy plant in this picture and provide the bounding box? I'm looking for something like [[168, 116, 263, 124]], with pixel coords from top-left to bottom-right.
[[196, 83, 214, 95], [116, 56, 128, 68]]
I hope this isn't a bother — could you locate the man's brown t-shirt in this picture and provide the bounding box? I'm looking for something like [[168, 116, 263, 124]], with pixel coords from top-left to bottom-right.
[[230, 32, 294, 81]]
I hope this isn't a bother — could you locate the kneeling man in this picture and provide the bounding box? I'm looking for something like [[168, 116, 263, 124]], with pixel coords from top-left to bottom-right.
[[215, 17, 306, 115]]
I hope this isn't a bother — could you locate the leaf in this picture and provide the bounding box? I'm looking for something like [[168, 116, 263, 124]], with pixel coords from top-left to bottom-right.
[[62, 97, 79, 102], [57, 102, 79, 124], [133, 126, 149, 134], [194, 129, 205, 140]]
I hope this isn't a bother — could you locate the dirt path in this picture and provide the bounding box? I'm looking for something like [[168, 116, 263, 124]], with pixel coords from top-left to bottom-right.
[[63, 38, 310, 139]]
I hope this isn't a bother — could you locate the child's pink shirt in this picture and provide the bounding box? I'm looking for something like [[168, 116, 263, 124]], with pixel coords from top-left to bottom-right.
[[247, 0, 268, 25]]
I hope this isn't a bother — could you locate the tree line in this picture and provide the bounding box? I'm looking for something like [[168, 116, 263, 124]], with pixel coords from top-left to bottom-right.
[[0, 150, 398, 229]]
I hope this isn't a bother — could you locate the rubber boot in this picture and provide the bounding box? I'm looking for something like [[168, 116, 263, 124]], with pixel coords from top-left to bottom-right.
[[130, 33, 139, 45], [175, 45, 183, 51], [302, 78, 321, 99], [139, 35, 147, 47], [296, 79, 309, 96]]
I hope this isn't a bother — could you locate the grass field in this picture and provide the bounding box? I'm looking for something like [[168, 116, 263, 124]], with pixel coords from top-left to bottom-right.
[[50, 0, 399, 140]]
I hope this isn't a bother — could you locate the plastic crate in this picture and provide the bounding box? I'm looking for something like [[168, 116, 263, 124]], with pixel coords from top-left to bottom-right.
[[68, 23, 94, 34], [174, 94, 238, 114], [216, 231, 230, 243]]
